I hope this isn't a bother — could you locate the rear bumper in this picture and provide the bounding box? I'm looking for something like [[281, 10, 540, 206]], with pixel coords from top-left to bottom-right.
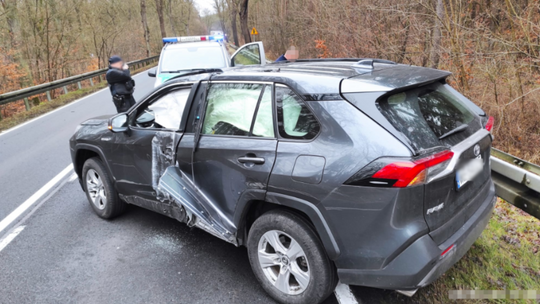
[[338, 181, 496, 290]]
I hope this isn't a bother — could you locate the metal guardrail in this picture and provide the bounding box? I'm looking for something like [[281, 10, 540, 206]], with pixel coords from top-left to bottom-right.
[[0, 56, 159, 117], [491, 149, 540, 219]]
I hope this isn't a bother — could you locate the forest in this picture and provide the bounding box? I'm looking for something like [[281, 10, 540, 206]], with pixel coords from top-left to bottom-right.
[[2, 0, 540, 161]]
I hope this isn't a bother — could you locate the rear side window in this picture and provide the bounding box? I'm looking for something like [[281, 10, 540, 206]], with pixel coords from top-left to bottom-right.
[[202, 83, 274, 137], [275, 86, 320, 140], [378, 83, 477, 147]]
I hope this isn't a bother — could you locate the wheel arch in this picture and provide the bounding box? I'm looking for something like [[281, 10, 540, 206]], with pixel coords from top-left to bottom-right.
[[74, 144, 114, 182], [236, 192, 340, 260]]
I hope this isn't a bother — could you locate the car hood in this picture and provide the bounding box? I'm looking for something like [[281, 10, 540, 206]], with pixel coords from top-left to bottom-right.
[[80, 115, 114, 126]]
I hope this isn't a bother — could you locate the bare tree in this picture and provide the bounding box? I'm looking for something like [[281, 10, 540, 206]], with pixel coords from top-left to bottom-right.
[[226, 0, 239, 45], [238, 0, 250, 43], [140, 0, 151, 56], [155, 0, 167, 38], [430, 0, 443, 68]]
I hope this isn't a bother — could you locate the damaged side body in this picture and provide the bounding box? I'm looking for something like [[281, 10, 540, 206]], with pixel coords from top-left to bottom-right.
[[151, 131, 238, 245]]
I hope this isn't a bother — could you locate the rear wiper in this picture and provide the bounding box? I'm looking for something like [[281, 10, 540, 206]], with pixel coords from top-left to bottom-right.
[[438, 124, 468, 140]]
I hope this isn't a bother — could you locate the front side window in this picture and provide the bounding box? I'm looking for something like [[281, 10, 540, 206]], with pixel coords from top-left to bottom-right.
[[134, 89, 190, 129], [275, 86, 320, 140], [202, 83, 264, 136]]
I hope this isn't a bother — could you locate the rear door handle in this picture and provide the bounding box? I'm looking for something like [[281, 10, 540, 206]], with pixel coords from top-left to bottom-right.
[[238, 156, 265, 164]]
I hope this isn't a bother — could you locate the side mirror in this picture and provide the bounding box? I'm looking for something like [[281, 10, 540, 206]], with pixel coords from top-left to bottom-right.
[[108, 113, 128, 133], [148, 68, 156, 77]]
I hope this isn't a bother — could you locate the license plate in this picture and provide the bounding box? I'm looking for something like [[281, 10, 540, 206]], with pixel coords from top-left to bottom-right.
[[456, 156, 484, 189]]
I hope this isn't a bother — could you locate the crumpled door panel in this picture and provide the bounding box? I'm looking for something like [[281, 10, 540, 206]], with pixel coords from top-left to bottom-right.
[[152, 131, 237, 245]]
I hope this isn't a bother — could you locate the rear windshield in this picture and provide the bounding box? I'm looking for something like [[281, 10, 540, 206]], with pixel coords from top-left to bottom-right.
[[377, 82, 480, 149], [160, 46, 226, 72]]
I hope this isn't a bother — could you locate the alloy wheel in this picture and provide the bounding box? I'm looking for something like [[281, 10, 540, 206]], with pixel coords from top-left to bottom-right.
[[86, 168, 107, 210], [257, 230, 310, 295]]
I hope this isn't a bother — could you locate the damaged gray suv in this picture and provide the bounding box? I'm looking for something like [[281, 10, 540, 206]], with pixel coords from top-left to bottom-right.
[[70, 58, 496, 304]]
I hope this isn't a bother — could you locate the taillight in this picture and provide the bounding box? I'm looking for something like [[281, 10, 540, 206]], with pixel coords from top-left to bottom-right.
[[345, 150, 454, 188], [485, 116, 494, 132]]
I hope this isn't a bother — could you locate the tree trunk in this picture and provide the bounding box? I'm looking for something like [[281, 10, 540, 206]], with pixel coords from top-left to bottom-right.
[[430, 0, 443, 68], [168, 0, 175, 36], [155, 0, 167, 38], [140, 0, 151, 57], [239, 0, 250, 43], [227, 0, 239, 45]]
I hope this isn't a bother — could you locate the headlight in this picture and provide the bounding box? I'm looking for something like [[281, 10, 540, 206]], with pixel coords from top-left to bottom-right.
[[74, 124, 83, 134]]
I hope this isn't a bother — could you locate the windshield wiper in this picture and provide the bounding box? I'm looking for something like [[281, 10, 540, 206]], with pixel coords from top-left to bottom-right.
[[438, 124, 468, 140]]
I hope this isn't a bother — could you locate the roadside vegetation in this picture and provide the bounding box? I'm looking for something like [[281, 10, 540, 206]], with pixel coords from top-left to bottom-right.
[[0, 64, 155, 133]]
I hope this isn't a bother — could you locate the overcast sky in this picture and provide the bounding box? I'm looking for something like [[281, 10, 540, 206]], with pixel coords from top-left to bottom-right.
[[194, 0, 216, 16]]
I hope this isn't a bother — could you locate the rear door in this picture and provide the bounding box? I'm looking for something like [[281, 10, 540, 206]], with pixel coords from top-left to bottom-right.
[[230, 42, 266, 67], [162, 81, 277, 239], [192, 82, 277, 222], [376, 82, 492, 243]]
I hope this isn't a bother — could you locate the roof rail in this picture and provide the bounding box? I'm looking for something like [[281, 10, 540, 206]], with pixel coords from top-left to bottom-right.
[[353, 59, 397, 70]]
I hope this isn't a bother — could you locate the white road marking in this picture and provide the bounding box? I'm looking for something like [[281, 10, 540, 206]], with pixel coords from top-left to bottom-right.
[[68, 173, 78, 182], [0, 164, 73, 234], [0, 225, 26, 253], [334, 282, 359, 304], [0, 69, 150, 138]]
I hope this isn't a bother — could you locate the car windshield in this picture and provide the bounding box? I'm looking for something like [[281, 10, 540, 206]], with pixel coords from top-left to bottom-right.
[[160, 46, 226, 72]]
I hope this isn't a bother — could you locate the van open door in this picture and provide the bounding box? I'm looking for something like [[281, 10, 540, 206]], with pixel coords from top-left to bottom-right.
[[230, 42, 266, 67]]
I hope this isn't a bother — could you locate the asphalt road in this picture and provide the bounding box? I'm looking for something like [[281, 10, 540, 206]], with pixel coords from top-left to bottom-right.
[[0, 70, 411, 304]]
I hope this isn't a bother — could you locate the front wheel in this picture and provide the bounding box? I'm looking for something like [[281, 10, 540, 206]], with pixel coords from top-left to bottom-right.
[[247, 210, 337, 304], [82, 157, 126, 219]]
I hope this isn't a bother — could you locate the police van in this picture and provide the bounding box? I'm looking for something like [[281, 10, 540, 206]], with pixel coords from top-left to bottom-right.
[[148, 35, 266, 87]]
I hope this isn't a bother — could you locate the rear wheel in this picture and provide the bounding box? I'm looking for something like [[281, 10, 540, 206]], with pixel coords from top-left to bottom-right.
[[247, 210, 336, 304], [82, 157, 126, 219]]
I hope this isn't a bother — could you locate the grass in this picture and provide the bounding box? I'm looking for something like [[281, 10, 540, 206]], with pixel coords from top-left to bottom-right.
[[356, 198, 540, 303], [0, 64, 155, 133]]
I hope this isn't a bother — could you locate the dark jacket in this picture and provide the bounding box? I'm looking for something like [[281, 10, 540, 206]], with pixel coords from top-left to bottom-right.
[[275, 54, 287, 62], [106, 67, 135, 96]]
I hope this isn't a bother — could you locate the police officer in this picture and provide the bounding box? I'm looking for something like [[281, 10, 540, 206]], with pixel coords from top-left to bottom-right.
[[106, 55, 136, 113]]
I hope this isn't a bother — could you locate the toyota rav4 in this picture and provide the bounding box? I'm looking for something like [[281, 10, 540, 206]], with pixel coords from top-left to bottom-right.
[[70, 58, 496, 304]]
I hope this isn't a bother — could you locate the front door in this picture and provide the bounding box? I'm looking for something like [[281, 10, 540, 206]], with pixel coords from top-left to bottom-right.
[[230, 42, 267, 67], [113, 85, 192, 198]]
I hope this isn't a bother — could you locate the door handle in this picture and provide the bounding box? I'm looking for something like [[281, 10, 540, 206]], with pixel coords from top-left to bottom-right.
[[238, 156, 265, 164]]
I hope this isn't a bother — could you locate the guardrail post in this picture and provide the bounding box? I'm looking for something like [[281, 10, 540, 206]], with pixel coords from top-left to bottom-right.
[[23, 97, 30, 111], [90, 78, 94, 86], [99, 75, 103, 83], [63, 86, 68, 95], [46, 91, 52, 101], [77, 81, 82, 90]]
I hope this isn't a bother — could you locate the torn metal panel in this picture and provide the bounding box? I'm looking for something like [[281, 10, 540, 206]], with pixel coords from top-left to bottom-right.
[[152, 131, 178, 194], [151, 131, 237, 245], [157, 167, 237, 245], [119, 194, 187, 223]]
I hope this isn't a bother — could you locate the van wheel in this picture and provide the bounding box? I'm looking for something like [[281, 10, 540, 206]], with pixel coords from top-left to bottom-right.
[[247, 210, 336, 304], [82, 157, 126, 219]]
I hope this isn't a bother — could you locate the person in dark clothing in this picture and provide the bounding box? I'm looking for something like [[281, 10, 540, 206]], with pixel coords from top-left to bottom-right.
[[275, 46, 299, 62], [106, 55, 136, 113]]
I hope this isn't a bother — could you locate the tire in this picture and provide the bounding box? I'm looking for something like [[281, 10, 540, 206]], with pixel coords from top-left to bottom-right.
[[247, 210, 337, 304], [82, 157, 126, 219]]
